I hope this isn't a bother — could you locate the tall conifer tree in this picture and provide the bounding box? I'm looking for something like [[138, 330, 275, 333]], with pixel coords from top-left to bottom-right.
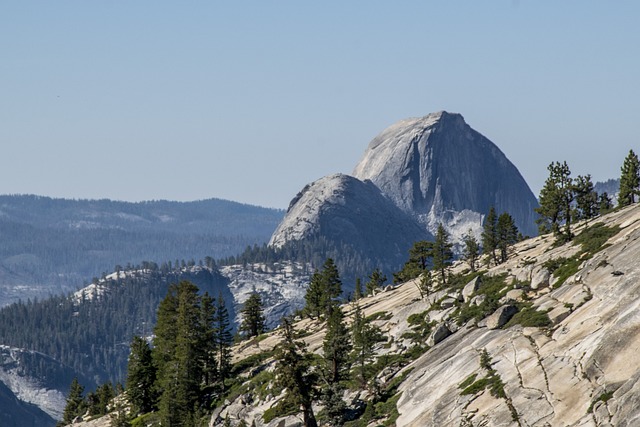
[[496, 213, 519, 264], [214, 292, 233, 391], [432, 224, 453, 284], [240, 292, 266, 338], [536, 161, 574, 241], [619, 149, 640, 207], [61, 377, 86, 426], [350, 304, 382, 387], [482, 207, 498, 265], [365, 268, 387, 295], [274, 318, 318, 427], [158, 281, 202, 426], [462, 229, 480, 272], [126, 336, 157, 415]]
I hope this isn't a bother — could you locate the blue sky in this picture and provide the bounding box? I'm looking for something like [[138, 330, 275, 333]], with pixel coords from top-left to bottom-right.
[[1, 1, 638, 208]]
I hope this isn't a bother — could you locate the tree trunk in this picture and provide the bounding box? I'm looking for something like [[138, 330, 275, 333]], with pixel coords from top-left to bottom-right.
[[303, 404, 318, 427]]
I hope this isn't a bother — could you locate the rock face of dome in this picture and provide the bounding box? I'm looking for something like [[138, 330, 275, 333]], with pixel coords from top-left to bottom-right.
[[269, 173, 429, 274], [353, 111, 539, 238]]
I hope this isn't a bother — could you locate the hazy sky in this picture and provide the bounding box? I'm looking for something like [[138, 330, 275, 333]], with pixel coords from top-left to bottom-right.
[[2, 1, 638, 209]]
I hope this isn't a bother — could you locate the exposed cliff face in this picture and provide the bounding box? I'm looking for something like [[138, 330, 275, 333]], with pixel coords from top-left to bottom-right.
[[353, 111, 539, 238], [206, 203, 640, 427], [269, 173, 430, 278]]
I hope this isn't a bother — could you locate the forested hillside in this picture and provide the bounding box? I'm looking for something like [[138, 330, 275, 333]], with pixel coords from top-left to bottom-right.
[[0, 195, 282, 306], [0, 264, 232, 392]]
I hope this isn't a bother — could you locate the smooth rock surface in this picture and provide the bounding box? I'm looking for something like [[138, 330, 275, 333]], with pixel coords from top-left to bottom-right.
[[462, 276, 483, 302], [485, 305, 518, 329], [352, 111, 539, 238], [427, 322, 453, 347]]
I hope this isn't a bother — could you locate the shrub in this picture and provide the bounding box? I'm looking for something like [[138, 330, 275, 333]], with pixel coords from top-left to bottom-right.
[[366, 311, 393, 322], [574, 223, 620, 254], [505, 305, 551, 328]]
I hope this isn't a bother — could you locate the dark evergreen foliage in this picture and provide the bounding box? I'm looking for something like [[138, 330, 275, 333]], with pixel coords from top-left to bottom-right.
[[0, 264, 232, 393], [126, 336, 157, 415], [432, 224, 454, 284], [619, 149, 640, 207], [482, 207, 499, 265], [240, 292, 266, 339], [274, 318, 319, 427], [322, 306, 351, 385], [496, 213, 519, 264], [350, 303, 383, 388], [304, 259, 343, 319], [365, 268, 387, 296], [214, 293, 233, 392], [462, 229, 480, 272], [0, 195, 282, 305], [59, 377, 85, 426], [535, 161, 574, 240], [573, 174, 599, 220], [393, 240, 433, 284]]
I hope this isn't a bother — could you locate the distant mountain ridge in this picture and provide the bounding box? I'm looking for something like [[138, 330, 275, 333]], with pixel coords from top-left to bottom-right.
[[0, 195, 283, 307]]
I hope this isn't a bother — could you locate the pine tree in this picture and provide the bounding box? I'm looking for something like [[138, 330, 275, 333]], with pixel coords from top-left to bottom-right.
[[482, 207, 498, 266], [126, 336, 157, 415], [321, 306, 351, 426], [353, 278, 362, 301], [350, 303, 382, 388], [619, 149, 640, 207], [409, 241, 433, 271], [365, 268, 387, 296], [304, 269, 324, 319], [432, 224, 453, 284], [574, 174, 598, 220], [214, 292, 233, 392], [240, 292, 266, 339], [496, 213, 519, 264], [536, 161, 574, 241], [415, 269, 433, 300], [152, 283, 179, 396], [96, 383, 114, 416], [158, 281, 202, 426], [321, 258, 343, 311], [322, 306, 351, 385], [274, 317, 318, 427], [61, 377, 86, 425], [393, 240, 433, 284], [199, 292, 217, 388], [461, 229, 480, 272], [599, 192, 613, 213], [304, 259, 343, 319]]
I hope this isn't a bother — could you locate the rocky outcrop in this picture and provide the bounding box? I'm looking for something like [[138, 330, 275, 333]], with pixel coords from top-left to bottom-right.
[[353, 111, 539, 238], [427, 322, 452, 346], [485, 305, 519, 329], [213, 205, 640, 427], [269, 173, 430, 280], [396, 204, 640, 426], [462, 276, 483, 302]]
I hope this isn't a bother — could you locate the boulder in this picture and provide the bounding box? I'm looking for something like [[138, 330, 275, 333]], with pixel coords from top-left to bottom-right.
[[440, 297, 457, 309], [548, 306, 571, 325], [470, 295, 486, 306], [427, 323, 452, 346], [502, 289, 524, 303], [462, 276, 483, 302], [516, 264, 534, 283], [486, 305, 519, 330], [531, 267, 551, 290]]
